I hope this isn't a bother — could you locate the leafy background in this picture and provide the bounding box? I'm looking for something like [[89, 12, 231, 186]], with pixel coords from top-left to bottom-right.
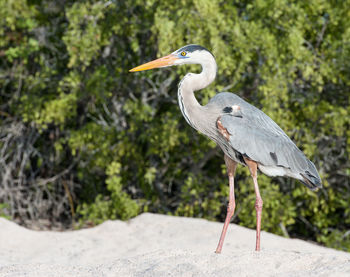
[[0, 0, 349, 251]]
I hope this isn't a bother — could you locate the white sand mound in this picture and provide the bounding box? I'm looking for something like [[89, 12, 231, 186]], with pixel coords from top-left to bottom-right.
[[0, 213, 349, 276]]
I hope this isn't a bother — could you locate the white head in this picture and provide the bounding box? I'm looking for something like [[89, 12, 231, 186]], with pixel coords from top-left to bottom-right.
[[130, 44, 216, 72]]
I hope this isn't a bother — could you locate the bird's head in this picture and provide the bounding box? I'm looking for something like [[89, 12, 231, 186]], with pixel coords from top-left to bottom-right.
[[129, 44, 214, 72]]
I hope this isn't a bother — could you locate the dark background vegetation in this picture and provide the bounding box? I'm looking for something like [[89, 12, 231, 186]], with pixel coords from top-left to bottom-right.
[[0, 0, 349, 251]]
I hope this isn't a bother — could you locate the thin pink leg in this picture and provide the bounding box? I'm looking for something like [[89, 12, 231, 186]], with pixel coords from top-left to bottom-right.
[[215, 155, 237, 254], [244, 158, 263, 251], [252, 175, 263, 251]]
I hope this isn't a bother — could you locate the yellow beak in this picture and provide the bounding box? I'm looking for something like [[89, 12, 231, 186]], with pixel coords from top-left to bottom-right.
[[129, 54, 178, 72]]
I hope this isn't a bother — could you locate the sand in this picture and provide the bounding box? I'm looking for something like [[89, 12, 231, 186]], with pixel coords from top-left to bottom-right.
[[0, 213, 349, 276]]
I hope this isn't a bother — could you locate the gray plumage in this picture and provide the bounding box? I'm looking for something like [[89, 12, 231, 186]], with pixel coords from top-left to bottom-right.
[[212, 93, 321, 190], [175, 45, 321, 190]]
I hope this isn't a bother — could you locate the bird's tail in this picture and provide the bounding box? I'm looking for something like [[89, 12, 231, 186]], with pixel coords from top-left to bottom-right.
[[300, 160, 322, 191]]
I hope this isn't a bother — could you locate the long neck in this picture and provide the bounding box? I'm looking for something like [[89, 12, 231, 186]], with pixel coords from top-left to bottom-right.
[[177, 58, 217, 129]]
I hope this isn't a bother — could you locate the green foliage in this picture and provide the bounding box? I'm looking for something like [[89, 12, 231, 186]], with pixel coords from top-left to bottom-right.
[[78, 162, 139, 225], [63, 1, 110, 69], [0, 0, 349, 252], [0, 203, 11, 220], [175, 173, 226, 220]]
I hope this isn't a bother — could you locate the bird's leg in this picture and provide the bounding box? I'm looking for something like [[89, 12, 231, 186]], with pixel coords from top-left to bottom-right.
[[215, 155, 237, 254], [244, 157, 263, 251]]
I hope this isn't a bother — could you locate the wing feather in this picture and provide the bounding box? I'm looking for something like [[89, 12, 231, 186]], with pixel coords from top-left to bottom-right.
[[208, 92, 321, 188], [214, 93, 312, 175], [221, 113, 306, 171]]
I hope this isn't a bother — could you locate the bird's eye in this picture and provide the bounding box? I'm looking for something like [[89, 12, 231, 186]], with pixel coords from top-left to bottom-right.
[[181, 51, 187, 56]]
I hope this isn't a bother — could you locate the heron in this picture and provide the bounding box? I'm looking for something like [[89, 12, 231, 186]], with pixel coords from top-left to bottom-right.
[[130, 44, 322, 253]]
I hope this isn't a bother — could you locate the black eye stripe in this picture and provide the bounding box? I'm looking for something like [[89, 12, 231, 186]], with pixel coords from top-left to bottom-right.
[[176, 44, 215, 58], [178, 44, 211, 54]]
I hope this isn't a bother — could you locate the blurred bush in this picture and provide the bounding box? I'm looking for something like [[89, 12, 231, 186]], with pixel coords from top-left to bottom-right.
[[0, 0, 349, 251]]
